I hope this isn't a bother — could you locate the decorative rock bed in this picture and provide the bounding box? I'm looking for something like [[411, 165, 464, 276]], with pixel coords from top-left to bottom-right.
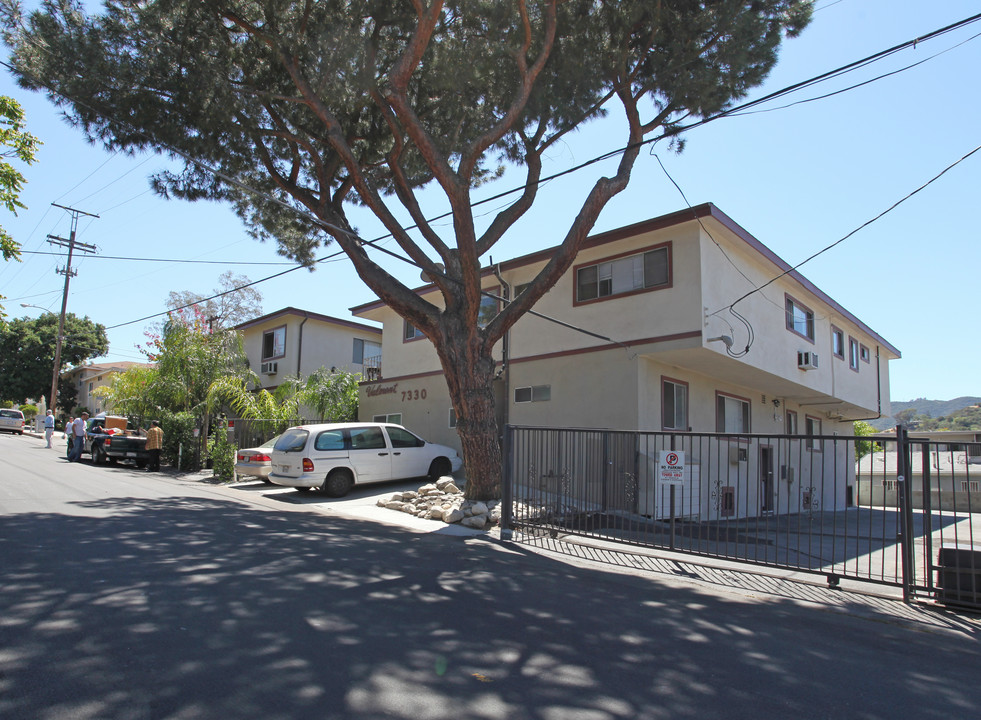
[[376, 477, 501, 530]]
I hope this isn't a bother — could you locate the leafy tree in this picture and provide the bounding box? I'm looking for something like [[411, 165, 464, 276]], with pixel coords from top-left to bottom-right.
[[140, 307, 249, 416], [2, 1, 811, 499], [93, 363, 162, 420], [206, 373, 302, 432], [206, 366, 360, 430], [167, 270, 264, 330], [299, 367, 360, 423], [0, 312, 108, 404], [0, 95, 41, 323], [853, 420, 879, 461]]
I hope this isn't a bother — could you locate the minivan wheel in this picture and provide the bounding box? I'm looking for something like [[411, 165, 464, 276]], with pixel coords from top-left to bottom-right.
[[428, 457, 452, 481], [323, 469, 354, 498]]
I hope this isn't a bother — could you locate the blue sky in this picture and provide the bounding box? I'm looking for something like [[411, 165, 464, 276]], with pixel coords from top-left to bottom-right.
[[1, 0, 979, 404]]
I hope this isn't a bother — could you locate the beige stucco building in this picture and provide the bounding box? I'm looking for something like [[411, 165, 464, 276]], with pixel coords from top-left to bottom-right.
[[235, 307, 383, 388], [62, 361, 153, 415], [351, 204, 900, 519], [353, 204, 899, 446]]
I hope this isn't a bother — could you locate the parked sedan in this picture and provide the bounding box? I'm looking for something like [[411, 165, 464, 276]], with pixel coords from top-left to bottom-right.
[[0, 408, 25, 434], [268, 422, 462, 497], [234, 435, 280, 483]]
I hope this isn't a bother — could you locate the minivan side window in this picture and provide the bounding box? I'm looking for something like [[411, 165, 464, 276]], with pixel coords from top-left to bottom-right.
[[315, 430, 346, 451], [349, 426, 386, 450], [387, 426, 425, 448]]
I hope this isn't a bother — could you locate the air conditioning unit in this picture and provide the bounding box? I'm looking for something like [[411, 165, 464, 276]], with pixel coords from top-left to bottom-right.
[[260, 361, 278, 375], [797, 351, 819, 370]]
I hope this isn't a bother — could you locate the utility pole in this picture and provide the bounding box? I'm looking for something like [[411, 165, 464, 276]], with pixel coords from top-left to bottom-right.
[[46, 202, 98, 415]]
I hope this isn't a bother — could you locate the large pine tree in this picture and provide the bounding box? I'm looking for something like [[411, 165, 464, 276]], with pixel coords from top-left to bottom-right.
[[2, 0, 811, 499]]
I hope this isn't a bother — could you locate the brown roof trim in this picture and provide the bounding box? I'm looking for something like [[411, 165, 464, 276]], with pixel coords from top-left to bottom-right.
[[360, 330, 702, 386], [348, 203, 899, 357], [235, 306, 381, 335], [509, 330, 702, 365]]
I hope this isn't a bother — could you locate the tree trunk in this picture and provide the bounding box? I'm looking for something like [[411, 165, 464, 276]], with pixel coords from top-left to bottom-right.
[[435, 322, 502, 501]]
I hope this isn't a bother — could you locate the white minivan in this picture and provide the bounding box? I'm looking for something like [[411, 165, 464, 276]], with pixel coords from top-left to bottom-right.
[[268, 422, 463, 497]]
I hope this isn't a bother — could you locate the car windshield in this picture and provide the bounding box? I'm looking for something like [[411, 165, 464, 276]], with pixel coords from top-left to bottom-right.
[[1, 409, 23, 419], [274, 428, 309, 453]]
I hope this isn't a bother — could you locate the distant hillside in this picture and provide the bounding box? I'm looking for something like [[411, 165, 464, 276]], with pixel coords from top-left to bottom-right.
[[872, 396, 981, 431]]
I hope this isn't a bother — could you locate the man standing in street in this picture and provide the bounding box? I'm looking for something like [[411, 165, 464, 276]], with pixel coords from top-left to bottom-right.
[[145, 420, 163, 472], [43, 410, 55, 448], [68, 412, 88, 462]]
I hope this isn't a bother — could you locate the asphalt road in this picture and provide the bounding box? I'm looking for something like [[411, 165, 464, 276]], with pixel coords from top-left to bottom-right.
[[2, 432, 980, 720]]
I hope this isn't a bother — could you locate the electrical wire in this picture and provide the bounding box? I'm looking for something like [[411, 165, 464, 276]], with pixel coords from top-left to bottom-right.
[[3, 10, 979, 351], [19, 250, 295, 265], [718, 142, 981, 316]]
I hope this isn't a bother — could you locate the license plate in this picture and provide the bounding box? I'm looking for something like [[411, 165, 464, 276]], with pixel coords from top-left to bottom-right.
[[126, 452, 137, 457], [279, 465, 290, 473]]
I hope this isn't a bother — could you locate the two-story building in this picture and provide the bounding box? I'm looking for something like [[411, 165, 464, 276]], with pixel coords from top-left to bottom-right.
[[235, 307, 383, 388], [351, 204, 900, 518], [62, 361, 153, 415]]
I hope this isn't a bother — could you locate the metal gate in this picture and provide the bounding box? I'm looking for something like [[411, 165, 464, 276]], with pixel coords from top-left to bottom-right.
[[501, 425, 980, 607]]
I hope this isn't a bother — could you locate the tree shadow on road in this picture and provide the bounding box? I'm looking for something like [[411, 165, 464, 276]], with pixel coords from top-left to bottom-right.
[[1, 494, 979, 720]]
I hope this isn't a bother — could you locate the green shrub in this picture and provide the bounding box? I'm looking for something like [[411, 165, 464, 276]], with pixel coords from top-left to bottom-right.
[[160, 411, 200, 471], [210, 420, 237, 483]]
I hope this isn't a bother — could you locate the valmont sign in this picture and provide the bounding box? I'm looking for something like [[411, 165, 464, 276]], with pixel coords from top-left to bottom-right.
[[658, 450, 686, 486]]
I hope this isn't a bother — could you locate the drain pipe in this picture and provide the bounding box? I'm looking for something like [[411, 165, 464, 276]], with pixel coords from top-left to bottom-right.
[[492, 262, 511, 430], [296, 313, 309, 377]]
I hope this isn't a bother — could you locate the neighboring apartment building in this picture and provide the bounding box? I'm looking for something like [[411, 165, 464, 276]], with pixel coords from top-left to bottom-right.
[[62, 361, 152, 414], [235, 307, 383, 388], [351, 204, 901, 516]]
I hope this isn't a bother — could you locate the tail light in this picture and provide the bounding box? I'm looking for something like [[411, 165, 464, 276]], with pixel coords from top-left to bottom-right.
[[105, 437, 112, 446], [302, 458, 315, 472], [236, 453, 246, 462], [253, 454, 272, 462]]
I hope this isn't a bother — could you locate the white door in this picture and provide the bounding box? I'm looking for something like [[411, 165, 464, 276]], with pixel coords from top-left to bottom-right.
[[384, 426, 432, 479], [346, 426, 393, 484]]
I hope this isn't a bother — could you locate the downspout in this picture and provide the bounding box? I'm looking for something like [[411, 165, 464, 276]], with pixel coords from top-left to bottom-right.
[[492, 263, 511, 432], [297, 314, 309, 377]]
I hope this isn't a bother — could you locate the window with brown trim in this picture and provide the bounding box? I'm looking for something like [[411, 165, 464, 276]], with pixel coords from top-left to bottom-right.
[[574, 243, 671, 304], [786, 410, 798, 435], [848, 336, 860, 371], [805, 415, 822, 451], [403, 321, 425, 342], [662, 377, 688, 431], [262, 325, 286, 360], [785, 294, 815, 342], [831, 326, 844, 359], [860, 344, 871, 363], [716, 391, 751, 434]]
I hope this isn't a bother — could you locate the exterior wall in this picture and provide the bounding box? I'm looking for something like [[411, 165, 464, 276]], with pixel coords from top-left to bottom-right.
[[354, 204, 898, 514], [237, 308, 382, 389], [62, 362, 150, 415], [361, 373, 456, 447], [698, 216, 892, 417]]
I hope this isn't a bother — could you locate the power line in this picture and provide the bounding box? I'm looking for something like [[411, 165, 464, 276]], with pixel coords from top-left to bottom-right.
[[4, 10, 979, 346], [719, 142, 981, 315], [21, 250, 294, 266]]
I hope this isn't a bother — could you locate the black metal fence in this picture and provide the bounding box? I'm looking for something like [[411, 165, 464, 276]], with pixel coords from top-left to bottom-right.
[[501, 425, 980, 608], [226, 418, 285, 449]]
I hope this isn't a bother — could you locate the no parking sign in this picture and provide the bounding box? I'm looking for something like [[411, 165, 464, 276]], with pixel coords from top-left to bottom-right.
[[658, 450, 685, 485]]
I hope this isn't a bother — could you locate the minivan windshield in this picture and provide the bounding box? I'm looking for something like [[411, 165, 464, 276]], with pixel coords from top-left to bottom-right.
[[274, 428, 309, 452]]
